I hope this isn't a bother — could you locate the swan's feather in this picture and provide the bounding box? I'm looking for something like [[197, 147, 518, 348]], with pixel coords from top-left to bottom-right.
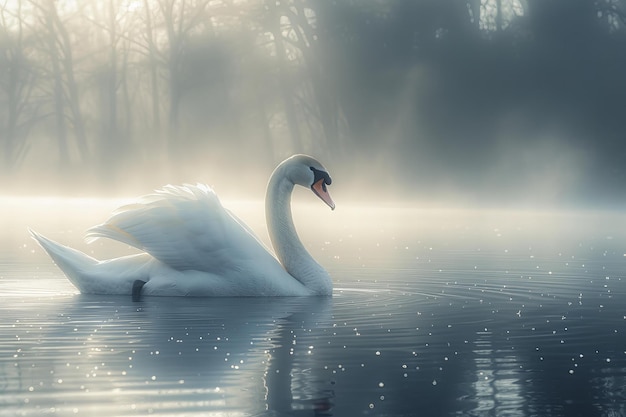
[[31, 155, 333, 297], [85, 184, 276, 273]]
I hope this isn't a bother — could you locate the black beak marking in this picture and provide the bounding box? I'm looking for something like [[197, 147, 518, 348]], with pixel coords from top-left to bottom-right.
[[310, 167, 332, 191]]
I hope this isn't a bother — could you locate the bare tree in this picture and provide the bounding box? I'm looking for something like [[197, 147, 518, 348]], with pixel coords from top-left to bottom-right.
[[31, 0, 89, 167], [142, 0, 163, 138], [154, 0, 212, 157], [263, 0, 303, 151], [83, 0, 137, 173], [283, 0, 347, 156], [0, 0, 40, 171]]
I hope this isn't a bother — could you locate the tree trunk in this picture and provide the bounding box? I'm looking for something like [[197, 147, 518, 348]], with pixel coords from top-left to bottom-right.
[[288, 2, 339, 155], [53, 5, 89, 163], [161, 0, 183, 159], [268, 1, 302, 152], [143, 0, 162, 136], [39, 0, 89, 166], [42, 7, 70, 167], [108, 0, 118, 144]]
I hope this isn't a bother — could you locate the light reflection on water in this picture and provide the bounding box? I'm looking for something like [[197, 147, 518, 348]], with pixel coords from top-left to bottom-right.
[[1, 197, 626, 416]]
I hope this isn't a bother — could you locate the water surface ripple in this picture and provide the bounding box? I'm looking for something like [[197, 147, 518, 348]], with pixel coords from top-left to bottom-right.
[[1, 201, 626, 416]]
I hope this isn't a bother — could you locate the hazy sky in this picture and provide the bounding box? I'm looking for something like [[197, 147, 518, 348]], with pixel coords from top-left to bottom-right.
[[2, 0, 626, 208]]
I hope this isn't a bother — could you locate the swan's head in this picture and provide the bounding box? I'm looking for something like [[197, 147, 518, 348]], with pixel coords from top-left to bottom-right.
[[284, 154, 335, 210]]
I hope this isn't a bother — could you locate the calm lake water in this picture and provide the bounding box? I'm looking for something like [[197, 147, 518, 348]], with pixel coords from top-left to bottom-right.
[[1, 197, 626, 416]]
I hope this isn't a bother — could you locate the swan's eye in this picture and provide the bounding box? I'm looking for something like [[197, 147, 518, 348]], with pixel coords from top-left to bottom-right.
[[310, 167, 332, 188]]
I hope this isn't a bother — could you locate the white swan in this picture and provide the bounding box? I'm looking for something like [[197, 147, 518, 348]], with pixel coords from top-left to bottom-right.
[[30, 154, 335, 298]]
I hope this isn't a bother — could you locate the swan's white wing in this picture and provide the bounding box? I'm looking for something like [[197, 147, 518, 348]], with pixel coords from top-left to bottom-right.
[[86, 184, 274, 272]]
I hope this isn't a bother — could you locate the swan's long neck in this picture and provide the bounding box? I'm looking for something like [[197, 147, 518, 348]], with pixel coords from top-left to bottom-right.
[[265, 165, 332, 295]]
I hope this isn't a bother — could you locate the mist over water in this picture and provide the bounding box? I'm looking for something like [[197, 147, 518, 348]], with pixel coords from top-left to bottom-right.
[[2, 1, 626, 207], [3, 199, 626, 416]]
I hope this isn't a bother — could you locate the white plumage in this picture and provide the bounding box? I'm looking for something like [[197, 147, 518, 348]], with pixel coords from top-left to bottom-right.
[[31, 155, 335, 297]]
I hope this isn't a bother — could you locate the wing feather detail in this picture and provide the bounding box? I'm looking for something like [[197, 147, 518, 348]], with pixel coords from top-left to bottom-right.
[[85, 184, 267, 272]]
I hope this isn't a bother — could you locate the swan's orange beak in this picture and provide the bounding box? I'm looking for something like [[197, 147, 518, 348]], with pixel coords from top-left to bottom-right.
[[312, 179, 335, 210]]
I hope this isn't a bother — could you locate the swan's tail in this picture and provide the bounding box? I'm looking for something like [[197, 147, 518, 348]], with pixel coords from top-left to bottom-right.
[[29, 229, 148, 295], [30, 229, 98, 289]]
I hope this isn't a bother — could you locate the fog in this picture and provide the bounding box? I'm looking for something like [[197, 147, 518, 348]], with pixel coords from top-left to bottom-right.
[[2, 0, 626, 208]]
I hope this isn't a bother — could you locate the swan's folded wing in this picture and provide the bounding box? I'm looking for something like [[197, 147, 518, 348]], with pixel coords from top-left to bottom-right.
[[85, 184, 267, 272]]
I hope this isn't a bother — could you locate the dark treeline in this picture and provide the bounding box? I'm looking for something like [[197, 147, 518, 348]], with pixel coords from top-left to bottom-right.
[[2, 0, 626, 204]]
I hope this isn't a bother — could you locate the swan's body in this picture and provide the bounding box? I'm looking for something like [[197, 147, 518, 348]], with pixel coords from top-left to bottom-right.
[[31, 155, 335, 297]]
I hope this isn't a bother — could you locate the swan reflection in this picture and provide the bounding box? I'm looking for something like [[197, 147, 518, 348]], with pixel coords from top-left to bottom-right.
[[2, 295, 334, 416]]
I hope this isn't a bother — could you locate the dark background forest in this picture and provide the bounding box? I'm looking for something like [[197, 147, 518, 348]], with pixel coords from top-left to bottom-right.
[[2, 0, 626, 207]]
